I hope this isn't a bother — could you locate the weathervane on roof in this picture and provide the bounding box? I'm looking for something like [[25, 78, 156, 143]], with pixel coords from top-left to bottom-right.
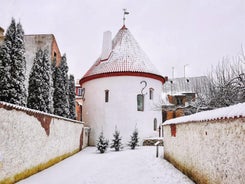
[[123, 9, 129, 26]]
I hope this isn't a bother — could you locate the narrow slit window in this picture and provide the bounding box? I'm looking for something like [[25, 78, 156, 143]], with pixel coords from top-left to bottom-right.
[[105, 90, 109, 102], [154, 118, 157, 131], [149, 88, 154, 100]]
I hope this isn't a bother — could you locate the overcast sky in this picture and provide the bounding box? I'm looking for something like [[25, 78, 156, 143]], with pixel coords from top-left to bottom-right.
[[1, 0, 245, 80]]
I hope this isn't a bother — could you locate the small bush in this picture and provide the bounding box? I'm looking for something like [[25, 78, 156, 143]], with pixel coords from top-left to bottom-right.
[[128, 129, 139, 149], [96, 131, 109, 153], [111, 129, 123, 151]]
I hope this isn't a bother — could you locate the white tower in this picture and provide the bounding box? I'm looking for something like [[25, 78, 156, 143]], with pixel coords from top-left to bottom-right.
[[80, 25, 166, 145]]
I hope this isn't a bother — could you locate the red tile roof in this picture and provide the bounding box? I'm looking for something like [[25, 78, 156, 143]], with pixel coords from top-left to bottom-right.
[[80, 26, 164, 84]]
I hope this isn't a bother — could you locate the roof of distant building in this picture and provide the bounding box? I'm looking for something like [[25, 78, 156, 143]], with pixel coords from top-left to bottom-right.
[[163, 76, 209, 95]]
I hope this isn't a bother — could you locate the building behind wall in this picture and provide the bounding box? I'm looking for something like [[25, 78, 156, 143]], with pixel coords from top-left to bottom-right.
[[0, 27, 62, 89], [79, 25, 166, 145], [162, 76, 209, 124]]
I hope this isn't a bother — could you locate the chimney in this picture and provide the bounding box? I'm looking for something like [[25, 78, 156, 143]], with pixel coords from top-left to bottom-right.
[[0, 27, 4, 37], [101, 31, 112, 60]]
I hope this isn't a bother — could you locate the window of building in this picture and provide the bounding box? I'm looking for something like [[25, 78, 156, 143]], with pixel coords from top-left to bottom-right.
[[78, 88, 83, 96], [149, 88, 154, 100], [105, 90, 109, 102], [153, 118, 157, 131], [176, 97, 183, 105], [137, 94, 144, 111]]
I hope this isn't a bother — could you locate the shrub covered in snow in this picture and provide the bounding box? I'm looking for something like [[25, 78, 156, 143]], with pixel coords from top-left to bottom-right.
[[128, 129, 139, 149], [96, 132, 109, 153], [110, 129, 123, 151]]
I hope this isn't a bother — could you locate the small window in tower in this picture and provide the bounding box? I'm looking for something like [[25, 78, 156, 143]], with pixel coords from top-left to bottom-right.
[[153, 118, 157, 131], [149, 88, 154, 100], [105, 90, 109, 102], [54, 51, 57, 58], [137, 94, 144, 111]]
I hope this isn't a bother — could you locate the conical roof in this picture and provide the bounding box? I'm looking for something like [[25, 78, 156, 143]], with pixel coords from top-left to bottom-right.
[[80, 26, 165, 84]]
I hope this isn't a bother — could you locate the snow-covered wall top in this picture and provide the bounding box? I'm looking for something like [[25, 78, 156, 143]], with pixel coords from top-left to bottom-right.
[[0, 101, 83, 124], [163, 102, 245, 125]]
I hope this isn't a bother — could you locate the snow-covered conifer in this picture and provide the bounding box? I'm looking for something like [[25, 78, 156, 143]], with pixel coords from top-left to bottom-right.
[[68, 74, 76, 119], [128, 129, 139, 149], [110, 128, 123, 151], [53, 54, 69, 117], [0, 18, 27, 106], [27, 49, 52, 113], [96, 131, 109, 153]]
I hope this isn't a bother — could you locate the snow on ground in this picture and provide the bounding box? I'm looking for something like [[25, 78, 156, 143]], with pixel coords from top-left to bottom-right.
[[17, 146, 194, 184]]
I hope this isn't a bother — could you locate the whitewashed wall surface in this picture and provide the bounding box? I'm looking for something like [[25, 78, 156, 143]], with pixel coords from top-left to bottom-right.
[[0, 101, 86, 183], [163, 103, 245, 184], [82, 76, 163, 145]]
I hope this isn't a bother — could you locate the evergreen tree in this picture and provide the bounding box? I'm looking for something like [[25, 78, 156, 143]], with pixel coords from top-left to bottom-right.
[[68, 74, 76, 119], [0, 18, 27, 106], [110, 128, 123, 151], [128, 129, 139, 149], [53, 54, 69, 117], [50, 57, 56, 112], [27, 49, 52, 113], [96, 131, 109, 153]]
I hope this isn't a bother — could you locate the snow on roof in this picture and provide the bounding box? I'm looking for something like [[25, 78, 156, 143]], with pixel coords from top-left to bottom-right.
[[82, 26, 161, 79], [0, 101, 83, 124], [163, 76, 209, 94], [163, 102, 245, 125]]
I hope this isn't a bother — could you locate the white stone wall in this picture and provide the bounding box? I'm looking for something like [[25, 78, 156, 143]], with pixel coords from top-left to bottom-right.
[[82, 76, 163, 145], [0, 104, 85, 181], [163, 118, 245, 184]]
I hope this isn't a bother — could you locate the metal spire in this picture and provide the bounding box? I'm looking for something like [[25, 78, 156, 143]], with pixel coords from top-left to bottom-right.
[[123, 9, 129, 26]]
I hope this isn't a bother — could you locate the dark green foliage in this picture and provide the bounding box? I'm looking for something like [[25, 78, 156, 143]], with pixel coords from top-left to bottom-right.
[[53, 54, 69, 117], [0, 18, 27, 106], [96, 132, 109, 153], [68, 74, 76, 119], [27, 49, 52, 113], [110, 129, 123, 151], [128, 129, 139, 149]]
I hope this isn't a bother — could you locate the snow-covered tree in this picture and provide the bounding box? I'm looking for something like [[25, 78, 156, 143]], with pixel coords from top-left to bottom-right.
[[192, 57, 245, 109], [68, 74, 76, 119], [128, 129, 139, 149], [110, 128, 123, 151], [0, 18, 27, 106], [53, 54, 69, 117], [96, 131, 109, 153], [27, 49, 52, 113], [207, 58, 245, 108]]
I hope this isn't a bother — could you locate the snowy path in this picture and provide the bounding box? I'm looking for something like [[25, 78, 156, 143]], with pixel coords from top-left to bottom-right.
[[17, 146, 194, 184]]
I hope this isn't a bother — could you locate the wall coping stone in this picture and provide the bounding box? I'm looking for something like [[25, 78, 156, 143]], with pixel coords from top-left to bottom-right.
[[163, 102, 245, 125], [0, 101, 84, 125]]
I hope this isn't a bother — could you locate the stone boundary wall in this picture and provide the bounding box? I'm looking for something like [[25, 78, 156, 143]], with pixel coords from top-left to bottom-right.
[[0, 102, 88, 184], [163, 117, 245, 184]]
